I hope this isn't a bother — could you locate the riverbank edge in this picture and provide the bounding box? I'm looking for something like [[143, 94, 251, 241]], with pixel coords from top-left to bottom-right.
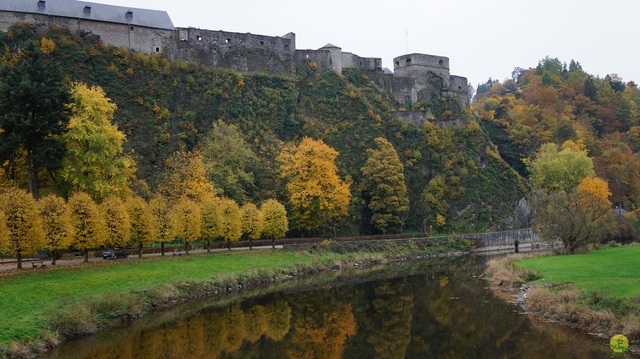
[[485, 253, 640, 350], [2, 238, 471, 359]]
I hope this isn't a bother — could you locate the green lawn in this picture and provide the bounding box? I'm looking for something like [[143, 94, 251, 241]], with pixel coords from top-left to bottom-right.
[[516, 246, 640, 298], [0, 250, 313, 344]]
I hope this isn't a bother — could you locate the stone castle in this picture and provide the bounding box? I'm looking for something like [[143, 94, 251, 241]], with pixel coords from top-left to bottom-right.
[[0, 0, 469, 110]]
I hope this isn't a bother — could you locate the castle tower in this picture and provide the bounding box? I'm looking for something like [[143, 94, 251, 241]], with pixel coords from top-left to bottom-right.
[[393, 53, 450, 88], [320, 43, 343, 73]]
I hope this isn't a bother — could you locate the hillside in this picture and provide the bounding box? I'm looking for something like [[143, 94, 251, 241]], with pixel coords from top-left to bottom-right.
[[0, 24, 526, 235]]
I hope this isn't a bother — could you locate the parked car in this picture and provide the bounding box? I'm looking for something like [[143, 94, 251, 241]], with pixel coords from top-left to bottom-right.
[[102, 248, 128, 259]]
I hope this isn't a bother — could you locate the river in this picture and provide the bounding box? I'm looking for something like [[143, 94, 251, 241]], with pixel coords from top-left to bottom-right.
[[42, 255, 612, 358]]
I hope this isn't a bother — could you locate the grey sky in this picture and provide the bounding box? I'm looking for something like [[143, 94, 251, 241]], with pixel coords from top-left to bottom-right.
[[98, 0, 639, 89]]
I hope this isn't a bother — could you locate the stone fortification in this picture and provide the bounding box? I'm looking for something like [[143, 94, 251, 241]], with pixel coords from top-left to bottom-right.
[[0, 0, 469, 112]]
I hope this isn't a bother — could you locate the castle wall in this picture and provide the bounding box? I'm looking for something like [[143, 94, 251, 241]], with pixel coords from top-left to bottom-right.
[[447, 75, 470, 107], [167, 28, 296, 74], [295, 49, 332, 69], [0, 11, 172, 54], [341, 52, 382, 71]]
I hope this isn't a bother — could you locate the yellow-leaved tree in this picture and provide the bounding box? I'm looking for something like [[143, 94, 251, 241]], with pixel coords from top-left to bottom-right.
[[532, 176, 615, 254], [360, 137, 409, 234], [100, 195, 130, 250], [39, 194, 73, 265], [127, 196, 156, 258], [200, 199, 221, 252], [240, 203, 263, 249], [158, 150, 215, 203], [277, 137, 350, 235], [67, 191, 105, 262], [60, 82, 136, 202], [218, 197, 242, 250], [0, 188, 44, 268], [149, 194, 174, 256], [261, 199, 288, 248], [171, 197, 201, 254]]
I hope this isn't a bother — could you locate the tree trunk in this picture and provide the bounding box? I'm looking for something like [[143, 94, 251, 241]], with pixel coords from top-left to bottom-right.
[[185, 241, 190, 255], [17, 251, 22, 269], [52, 248, 57, 265], [161, 242, 165, 256], [138, 243, 143, 258], [227, 239, 231, 251], [272, 238, 275, 249], [207, 240, 211, 253], [84, 249, 89, 263], [249, 238, 253, 250], [27, 151, 39, 200]]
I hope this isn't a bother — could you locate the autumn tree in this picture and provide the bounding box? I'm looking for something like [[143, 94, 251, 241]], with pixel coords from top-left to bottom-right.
[[0, 41, 71, 198], [67, 191, 105, 262], [200, 199, 221, 252], [158, 150, 215, 203], [360, 137, 409, 234], [149, 194, 174, 255], [38, 194, 72, 265], [218, 197, 242, 250], [201, 120, 258, 204], [127, 196, 156, 258], [261, 199, 288, 248], [278, 137, 350, 235], [100, 195, 130, 250], [0, 188, 44, 268], [527, 141, 595, 192], [60, 82, 135, 201], [171, 197, 201, 254], [240, 203, 263, 249], [532, 177, 615, 254]]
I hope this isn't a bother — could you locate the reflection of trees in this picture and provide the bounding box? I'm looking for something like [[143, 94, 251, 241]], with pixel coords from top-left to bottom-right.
[[263, 299, 292, 341], [222, 305, 246, 352], [244, 304, 267, 343], [362, 280, 414, 359], [287, 294, 356, 359]]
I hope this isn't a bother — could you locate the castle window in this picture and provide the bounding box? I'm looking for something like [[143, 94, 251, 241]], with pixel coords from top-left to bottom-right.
[[259, 40, 264, 46], [438, 59, 443, 65], [226, 38, 231, 43], [156, 47, 160, 52], [83, 6, 91, 15], [197, 35, 202, 41], [126, 11, 133, 20], [458, 86, 462, 90], [405, 58, 412, 64], [130, 26, 134, 31], [37, 1, 45, 9], [359, 61, 362, 66], [284, 44, 289, 49], [395, 61, 400, 66]]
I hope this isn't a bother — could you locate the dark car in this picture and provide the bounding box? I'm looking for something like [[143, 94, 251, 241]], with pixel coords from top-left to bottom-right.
[[102, 248, 128, 259]]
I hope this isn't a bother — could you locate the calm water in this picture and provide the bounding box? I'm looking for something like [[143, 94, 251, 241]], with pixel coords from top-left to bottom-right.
[[42, 256, 612, 358]]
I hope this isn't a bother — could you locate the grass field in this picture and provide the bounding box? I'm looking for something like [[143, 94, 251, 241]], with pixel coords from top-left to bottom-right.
[[0, 250, 314, 344], [516, 245, 640, 298]]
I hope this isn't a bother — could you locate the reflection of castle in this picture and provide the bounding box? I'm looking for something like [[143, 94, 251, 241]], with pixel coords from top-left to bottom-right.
[[0, 0, 468, 109]]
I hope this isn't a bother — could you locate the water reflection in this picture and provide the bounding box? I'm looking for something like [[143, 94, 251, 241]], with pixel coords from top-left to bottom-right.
[[43, 257, 610, 358]]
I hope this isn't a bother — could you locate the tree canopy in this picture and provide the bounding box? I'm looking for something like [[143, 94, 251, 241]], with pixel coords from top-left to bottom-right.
[[0, 188, 44, 268], [360, 137, 409, 234], [60, 82, 135, 201], [0, 40, 71, 198], [278, 137, 351, 234]]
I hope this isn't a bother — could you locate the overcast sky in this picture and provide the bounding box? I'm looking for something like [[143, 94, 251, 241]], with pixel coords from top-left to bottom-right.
[[97, 0, 638, 89]]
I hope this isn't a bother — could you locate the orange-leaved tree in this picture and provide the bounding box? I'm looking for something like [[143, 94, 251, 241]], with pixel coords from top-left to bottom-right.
[[240, 203, 263, 249], [261, 199, 288, 248], [100, 195, 130, 250]]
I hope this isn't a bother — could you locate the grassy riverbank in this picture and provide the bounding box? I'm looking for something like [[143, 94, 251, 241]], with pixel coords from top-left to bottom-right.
[[0, 238, 469, 358], [487, 245, 640, 341]]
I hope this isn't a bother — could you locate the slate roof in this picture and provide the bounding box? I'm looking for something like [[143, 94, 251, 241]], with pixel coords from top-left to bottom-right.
[[0, 0, 174, 30]]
